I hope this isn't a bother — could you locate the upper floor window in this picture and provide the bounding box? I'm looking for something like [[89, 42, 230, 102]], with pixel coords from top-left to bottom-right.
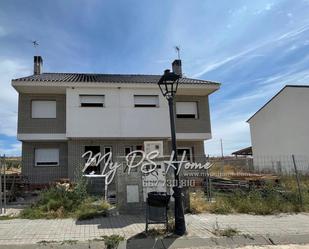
[[80, 95, 104, 107], [134, 95, 159, 107], [32, 100, 56, 118], [176, 101, 198, 119], [35, 148, 59, 166]]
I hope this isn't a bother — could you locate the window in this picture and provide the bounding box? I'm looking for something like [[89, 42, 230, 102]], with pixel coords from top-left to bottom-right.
[[176, 102, 198, 118], [103, 147, 112, 163], [134, 95, 159, 107], [177, 147, 193, 162], [124, 146, 132, 156], [80, 95, 104, 107], [104, 147, 112, 154], [84, 146, 101, 174], [32, 100, 56, 118], [35, 148, 59, 166], [135, 145, 143, 157], [136, 145, 143, 151]]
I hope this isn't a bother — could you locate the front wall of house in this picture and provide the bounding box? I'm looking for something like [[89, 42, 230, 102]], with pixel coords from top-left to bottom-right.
[[66, 87, 171, 138], [175, 95, 211, 134], [21, 141, 68, 184], [67, 139, 204, 213], [18, 93, 66, 134], [67, 139, 171, 180], [67, 139, 205, 178], [17, 91, 212, 141]]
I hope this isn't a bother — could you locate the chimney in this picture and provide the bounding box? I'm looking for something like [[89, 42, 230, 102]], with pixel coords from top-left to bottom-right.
[[34, 56, 43, 75], [172, 59, 182, 77]]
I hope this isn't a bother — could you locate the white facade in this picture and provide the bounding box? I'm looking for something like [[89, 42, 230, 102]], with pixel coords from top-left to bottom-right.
[[66, 87, 171, 138], [248, 86, 309, 172]]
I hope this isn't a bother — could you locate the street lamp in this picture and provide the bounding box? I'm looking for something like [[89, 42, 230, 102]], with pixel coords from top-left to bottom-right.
[[158, 69, 186, 236]]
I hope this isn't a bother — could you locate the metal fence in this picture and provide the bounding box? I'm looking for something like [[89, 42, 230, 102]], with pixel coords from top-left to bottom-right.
[[252, 154, 309, 174], [1, 152, 309, 214], [0, 154, 22, 214]]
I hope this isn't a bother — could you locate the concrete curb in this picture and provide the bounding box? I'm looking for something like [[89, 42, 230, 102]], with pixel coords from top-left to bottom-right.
[[121, 234, 309, 248], [1, 234, 309, 249]]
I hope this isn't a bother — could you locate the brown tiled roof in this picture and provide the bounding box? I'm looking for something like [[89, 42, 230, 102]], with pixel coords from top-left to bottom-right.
[[12, 73, 220, 85]]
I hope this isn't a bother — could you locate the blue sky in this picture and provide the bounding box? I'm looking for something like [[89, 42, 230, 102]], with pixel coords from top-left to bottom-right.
[[0, 0, 309, 156]]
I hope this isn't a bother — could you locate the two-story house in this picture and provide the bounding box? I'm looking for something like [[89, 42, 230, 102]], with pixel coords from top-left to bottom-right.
[[12, 56, 220, 210]]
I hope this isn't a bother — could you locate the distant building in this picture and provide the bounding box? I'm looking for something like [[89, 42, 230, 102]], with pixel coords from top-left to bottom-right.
[[247, 85, 309, 173], [231, 146, 252, 157]]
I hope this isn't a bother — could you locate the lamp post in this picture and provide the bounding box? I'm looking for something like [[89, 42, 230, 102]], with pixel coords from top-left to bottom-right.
[[158, 69, 186, 236]]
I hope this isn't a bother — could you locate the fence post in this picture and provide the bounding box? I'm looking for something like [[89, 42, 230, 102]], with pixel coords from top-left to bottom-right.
[[292, 155, 303, 207], [3, 154, 6, 214]]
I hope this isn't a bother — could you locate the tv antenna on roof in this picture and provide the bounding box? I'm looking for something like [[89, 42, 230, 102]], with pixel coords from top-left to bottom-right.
[[175, 46, 181, 60], [31, 40, 39, 49]]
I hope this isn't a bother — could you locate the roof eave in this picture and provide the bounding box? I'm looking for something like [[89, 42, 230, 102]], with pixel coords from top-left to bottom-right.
[[12, 80, 221, 95]]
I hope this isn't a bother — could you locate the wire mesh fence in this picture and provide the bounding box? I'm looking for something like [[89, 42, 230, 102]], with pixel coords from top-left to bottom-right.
[[1, 152, 309, 215]]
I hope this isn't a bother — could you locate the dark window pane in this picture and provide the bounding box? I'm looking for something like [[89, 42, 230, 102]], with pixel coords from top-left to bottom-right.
[[84, 146, 101, 174], [134, 104, 157, 107], [176, 114, 196, 118], [125, 147, 132, 156], [36, 161, 58, 166], [81, 103, 103, 107]]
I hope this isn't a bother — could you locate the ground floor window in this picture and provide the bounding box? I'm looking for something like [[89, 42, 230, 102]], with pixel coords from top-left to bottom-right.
[[84, 146, 101, 174], [103, 146, 113, 163], [177, 147, 193, 162], [35, 148, 59, 166]]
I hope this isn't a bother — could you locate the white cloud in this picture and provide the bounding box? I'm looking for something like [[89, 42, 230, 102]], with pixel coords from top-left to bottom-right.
[[192, 50, 249, 78], [0, 59, 31, 137], [192, 21, 309, 78], [0, 142, 21, 156], [277, 23, 309, 41]]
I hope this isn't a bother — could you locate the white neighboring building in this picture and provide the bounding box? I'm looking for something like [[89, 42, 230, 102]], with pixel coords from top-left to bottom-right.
[[247, 85, 309, 173]]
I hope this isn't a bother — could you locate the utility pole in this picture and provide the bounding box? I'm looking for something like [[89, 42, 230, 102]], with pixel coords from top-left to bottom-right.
[[220, 139, 224, 158]]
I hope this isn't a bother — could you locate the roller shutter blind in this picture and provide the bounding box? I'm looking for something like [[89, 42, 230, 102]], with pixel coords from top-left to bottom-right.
[[32, 100, 56, 118], [176, 102, 198, 118], [35, 148, 59, 166]]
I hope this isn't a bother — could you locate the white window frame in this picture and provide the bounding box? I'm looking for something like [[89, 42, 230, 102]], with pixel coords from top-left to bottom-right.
[[80, 95, 105, 107], [134, 95, 159, 108], [176, 101, 198, 119], [35, 148, 60, 167], [31, 100, 56, 119]]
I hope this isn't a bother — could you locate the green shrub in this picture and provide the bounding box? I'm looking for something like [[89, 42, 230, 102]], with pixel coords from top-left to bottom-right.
[[20, 179, 111, 219], [75, 198, 110, 220], [102, 235, 124, 249]]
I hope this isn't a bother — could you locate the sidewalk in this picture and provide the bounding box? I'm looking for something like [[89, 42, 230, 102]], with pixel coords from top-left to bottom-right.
[[0, 213, 308, 245]]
